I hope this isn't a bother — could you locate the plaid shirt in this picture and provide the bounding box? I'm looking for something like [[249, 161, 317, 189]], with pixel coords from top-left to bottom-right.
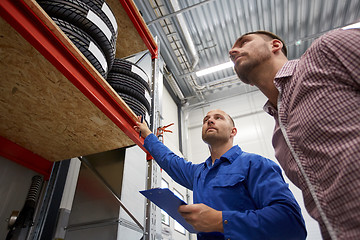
[[264, 28, 360, 240]]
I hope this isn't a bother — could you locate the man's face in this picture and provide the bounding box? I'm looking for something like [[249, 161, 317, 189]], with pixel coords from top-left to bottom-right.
[[202, 110, 235, 146], [229, 34, 272, 84]]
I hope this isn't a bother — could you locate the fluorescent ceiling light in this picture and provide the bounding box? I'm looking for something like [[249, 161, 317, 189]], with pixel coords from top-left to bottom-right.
[[342, 21, 360, 30], [195, 61, 234, 77]]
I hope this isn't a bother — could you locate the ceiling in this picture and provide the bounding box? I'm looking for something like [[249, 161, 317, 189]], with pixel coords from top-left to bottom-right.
[[133, 0, 360, 107]]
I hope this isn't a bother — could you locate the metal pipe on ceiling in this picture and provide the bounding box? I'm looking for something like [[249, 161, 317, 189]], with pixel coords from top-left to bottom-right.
[[169, 0, 199, 72], [164, 67, 185, 101]]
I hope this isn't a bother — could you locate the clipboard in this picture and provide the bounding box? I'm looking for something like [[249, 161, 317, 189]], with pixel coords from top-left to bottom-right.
[[140, 188, 198, 233]]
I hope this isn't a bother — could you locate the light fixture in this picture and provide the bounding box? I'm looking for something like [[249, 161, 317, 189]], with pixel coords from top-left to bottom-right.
[[342, 21, 360, 30], [195, 61, 234, 77]]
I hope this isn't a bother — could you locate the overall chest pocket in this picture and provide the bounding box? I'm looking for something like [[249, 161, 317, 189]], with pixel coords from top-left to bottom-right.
[[212, 173, 245, 188], [210, 174, 251, 210]]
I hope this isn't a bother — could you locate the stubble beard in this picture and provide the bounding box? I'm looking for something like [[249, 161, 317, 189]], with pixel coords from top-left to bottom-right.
[[202, 131, 228, 146], [235, 46, 272, 84]]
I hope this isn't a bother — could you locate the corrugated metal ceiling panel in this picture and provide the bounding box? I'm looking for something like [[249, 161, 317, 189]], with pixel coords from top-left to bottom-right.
[[134, 0, 360, 105]]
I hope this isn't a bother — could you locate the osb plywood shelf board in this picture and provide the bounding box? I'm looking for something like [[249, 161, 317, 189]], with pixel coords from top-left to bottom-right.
[[0, 1, 147, 161], [107, 0, 151, 58]]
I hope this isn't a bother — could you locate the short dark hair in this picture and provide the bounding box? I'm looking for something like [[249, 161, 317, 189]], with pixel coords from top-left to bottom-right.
[[242, 30, 287, 57]]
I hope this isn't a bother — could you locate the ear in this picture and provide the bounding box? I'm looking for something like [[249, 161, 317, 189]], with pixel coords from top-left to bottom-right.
[[271, 39, 283, 54], [230, 127, 237, 138]]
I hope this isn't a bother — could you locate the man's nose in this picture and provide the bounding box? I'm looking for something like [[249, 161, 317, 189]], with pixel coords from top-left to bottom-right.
[[207, 118, 215, 125], [229, 48, 237, 61]]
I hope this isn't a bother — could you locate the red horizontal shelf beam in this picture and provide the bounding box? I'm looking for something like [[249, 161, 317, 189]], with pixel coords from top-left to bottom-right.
[[119, 0, 158, 59], [0, 136, 53, 180], [0, 0, 150, 160]]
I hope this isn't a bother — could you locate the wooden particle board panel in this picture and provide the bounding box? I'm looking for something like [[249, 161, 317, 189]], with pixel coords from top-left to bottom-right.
[[0, 16, 135, 161], [107, 0, 154, 58]]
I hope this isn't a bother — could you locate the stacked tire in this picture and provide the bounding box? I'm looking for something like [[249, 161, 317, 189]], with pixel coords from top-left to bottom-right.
[[107, 59, 151, 120], [37, 0, 118, 78]]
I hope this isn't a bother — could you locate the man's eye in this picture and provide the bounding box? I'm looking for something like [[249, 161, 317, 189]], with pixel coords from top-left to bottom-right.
[[240, 40, 248, 47]]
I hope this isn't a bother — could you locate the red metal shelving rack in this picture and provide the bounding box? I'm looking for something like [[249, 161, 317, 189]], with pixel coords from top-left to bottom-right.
[[0, 0, 157, 179]]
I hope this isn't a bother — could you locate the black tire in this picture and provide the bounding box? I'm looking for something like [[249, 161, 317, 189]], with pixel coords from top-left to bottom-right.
[[78, 0, 118, 37], [109, 68, 150, 93], [111, 58, 133, 69], [106, 72, 146, 95], [109, 82, 150, 112], [111, 58, 150, 85], [118, 93, 148, 117], [37, 0, 116, 69], [52, 18, 108, 78]]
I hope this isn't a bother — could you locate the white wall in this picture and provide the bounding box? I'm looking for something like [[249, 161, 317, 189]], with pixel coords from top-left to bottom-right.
[[119, 145, 147, 239], [162, 88, 180, 152], [161, 86, 195, 240], [184, 90, 322, 240]]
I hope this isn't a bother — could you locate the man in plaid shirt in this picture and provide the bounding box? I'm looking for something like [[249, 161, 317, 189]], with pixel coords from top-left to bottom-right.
[[229, 28, 360, 240]]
